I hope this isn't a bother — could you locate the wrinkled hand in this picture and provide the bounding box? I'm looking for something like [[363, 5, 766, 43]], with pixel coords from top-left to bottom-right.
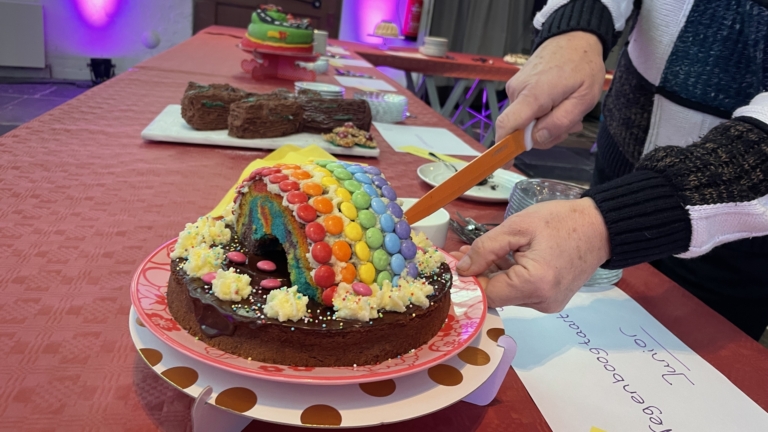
[[451, 199, 610, 312], [496, 31, 605, 148]]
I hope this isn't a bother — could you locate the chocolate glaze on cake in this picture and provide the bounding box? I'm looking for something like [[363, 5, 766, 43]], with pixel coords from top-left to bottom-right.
[[166, 233, 453, 367], [300, 98, 372, 134], [228, 99, 304, 139], [181, 82, 251, 130]]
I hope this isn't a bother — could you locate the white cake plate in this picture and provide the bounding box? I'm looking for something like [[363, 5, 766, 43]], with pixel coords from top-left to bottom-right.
[[130, 307, 515, 429], [141, 105, 380, 158]]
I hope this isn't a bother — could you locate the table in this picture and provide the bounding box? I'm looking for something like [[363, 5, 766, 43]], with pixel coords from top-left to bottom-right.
[[353, 45, 614, 147], [0, 26, 766, 432]]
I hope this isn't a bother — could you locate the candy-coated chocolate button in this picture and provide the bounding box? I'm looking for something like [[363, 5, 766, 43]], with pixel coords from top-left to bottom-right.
[[400, 240, 417, 260], [392, 276, 400, 287], [376, 271, 392, 286], [311, 242, 332, 264], [268, 173, 288, 183], [286, 191, 308, 204], [352, 282, 372, 296], [296, 204, 317, 223], [358, 210, 376, 229], [315, 160, 333, 167], [372, 176, 388, 188], [340, 202, 357, 220], [336, 188, 352, 202], [386, 202, 403, 218], [347, 165, 365, 174], [282, 164, 300, 170], [363, 184, 379, 198], [202, 272, 217, 284], [380, 214, 395, 232], [261, 167, 280, 176], [343, 180, 362, 193], [364, 166, 381, 175], [370, 198, 386, 215], [384, 233, 400, 254], [314, 167, 332, 176], [305, 222, 326, 243], [314, 265, 336, 288], [260, 279, 283, 289], [312, 197, 334, 214], [395, 220, 411, 239], [365, 228, 383, 248], [407, 262, 419, 278], [354, 241, 371, 261], [256, 260, 276, 272], [358, 262, 376, 284], [321, 176, 340, 188], [279, 180, 300, 192], [340, 263, 356, 283], [323, 215, 344, 235], [352, 190, 371, 209], [226, 251, 247, 264], [302, 182, 323, 196], [373, 249, 390, 271], [291, 170, 312, 180], [332, 241, 352, 262], [391, 253, 406, 274], [325, 163, 344, 171], [333, 169, 352, 181], [344, 222, 363, 241], [353, 173, 372, 184], [322, 285, 337, 307], [381, 185, 397, 201]]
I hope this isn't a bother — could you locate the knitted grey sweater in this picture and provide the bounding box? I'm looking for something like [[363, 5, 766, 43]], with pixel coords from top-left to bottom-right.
[[533, 0, 768, 268]]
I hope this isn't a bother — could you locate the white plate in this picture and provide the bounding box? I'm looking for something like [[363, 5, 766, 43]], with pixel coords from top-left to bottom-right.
[[141, 105, 379, 158], [417, 162, 527, 203], [295, 82, 345, 93]]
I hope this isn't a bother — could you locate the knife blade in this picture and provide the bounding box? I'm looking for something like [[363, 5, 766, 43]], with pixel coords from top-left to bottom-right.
[[404, 122, 535, 224]]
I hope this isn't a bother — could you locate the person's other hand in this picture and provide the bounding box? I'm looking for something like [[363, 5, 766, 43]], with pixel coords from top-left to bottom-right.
[[496, 31, 605, 149], [453, 198, 611, 312]]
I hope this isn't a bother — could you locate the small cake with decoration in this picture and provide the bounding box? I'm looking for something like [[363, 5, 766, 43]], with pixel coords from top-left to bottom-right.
[[167, 161, 452, 367], [240, 4, 315, 55]]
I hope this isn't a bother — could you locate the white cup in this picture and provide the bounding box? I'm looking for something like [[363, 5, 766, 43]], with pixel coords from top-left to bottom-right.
[[313, 30, 328, 55], [400, 198, 450, 248]]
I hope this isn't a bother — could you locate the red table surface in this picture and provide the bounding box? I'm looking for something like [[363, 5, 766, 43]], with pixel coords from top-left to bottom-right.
[[0, 26, 766, 432]]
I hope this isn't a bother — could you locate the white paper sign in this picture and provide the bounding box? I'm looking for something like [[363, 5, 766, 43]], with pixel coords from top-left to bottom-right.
[[388, 51, 428, 59], [334, 76, 397, 92], [500, 287, 768, 432], [373, 123, 480, 156], [327, 46, 350, 55], [324, 58, 373, 68]]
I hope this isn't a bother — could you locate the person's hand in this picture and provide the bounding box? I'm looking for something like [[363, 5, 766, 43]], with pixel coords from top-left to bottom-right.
[[453, 198, 611, 312], [496, 31, 605, 149]]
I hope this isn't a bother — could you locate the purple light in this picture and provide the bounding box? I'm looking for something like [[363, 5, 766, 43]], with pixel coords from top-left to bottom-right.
[[75, 0, 120, 27], [340, 0, 401, 44]]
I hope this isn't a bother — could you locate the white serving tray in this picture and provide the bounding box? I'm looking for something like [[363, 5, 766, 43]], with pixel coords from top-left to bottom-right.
[[141, 105, 380, 158]]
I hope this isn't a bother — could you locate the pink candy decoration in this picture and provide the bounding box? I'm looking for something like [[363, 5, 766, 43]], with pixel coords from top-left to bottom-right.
[[226, 251, 247, 264], [352, 282, 372, 297], [260, 279, 283, 289], [256, 260, 277, 272], [202, 272, 217, 284]]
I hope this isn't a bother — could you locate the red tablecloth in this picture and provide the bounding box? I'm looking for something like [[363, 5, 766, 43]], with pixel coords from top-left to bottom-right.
[[0, 26, 765, 431]]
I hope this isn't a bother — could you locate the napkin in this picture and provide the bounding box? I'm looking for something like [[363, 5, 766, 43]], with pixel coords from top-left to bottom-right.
[[398, 145, 465, 164], [208, 144, 337, 218]]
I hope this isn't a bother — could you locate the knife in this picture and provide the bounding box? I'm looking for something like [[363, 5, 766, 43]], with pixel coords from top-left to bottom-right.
[[404, 122, 535, 224]]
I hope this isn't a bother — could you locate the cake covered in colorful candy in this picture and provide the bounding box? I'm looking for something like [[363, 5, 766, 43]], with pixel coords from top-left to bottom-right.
[[240, 5, 314, 54], [167, 161, 452, 367]]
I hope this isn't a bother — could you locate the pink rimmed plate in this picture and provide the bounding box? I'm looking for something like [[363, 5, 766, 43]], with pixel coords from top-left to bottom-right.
[[130, 238, 486, 385]]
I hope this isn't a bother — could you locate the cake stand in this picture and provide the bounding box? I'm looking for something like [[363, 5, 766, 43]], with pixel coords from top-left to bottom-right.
[[238, 42, 324, 82], [130, 241, 516, 428]]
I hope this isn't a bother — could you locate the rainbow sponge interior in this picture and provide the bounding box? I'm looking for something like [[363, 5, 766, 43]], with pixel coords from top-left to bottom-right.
[[232, 161, 421, 303]]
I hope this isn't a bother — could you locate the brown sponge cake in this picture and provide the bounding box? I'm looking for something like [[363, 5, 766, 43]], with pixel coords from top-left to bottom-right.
[[228, 98, 304, 139], [300, 98, 372, 133]]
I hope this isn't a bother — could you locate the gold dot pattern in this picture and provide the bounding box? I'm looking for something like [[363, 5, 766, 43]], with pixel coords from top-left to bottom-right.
[[136, 317, 145, 327], [139, 348, 162, 367], [300, 404, 342, 426], [216, 387, 258, 413], [359, 379, 396, 397], [160, 366, 199, 389], [458, 346, 491, 366], [486, 327, 505, 342], [428, 364, 463, 387]]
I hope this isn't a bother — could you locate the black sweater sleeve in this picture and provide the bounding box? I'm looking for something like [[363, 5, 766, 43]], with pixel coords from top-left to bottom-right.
[[533, 0, 623, 60]]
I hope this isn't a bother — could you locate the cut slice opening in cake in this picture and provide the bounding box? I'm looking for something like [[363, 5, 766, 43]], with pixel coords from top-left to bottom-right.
[[224, 235, 293, 290]]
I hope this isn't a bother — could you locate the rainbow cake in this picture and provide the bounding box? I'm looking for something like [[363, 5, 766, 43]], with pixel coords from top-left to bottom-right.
[[240, 5, 314, 55], [167, 161, 452, 367]]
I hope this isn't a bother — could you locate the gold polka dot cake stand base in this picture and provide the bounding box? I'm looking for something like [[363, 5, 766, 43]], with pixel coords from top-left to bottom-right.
[[130, 307, 515, 429]]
